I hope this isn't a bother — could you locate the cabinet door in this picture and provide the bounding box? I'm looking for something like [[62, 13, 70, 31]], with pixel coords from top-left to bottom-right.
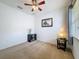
[[27, 34, 32, 42]]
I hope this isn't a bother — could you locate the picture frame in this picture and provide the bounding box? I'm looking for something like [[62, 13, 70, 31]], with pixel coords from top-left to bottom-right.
[[41, 18, 53, 27]]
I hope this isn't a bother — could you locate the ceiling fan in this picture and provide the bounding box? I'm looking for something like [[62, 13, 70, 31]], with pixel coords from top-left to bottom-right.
[[24, 0, 45, 11]]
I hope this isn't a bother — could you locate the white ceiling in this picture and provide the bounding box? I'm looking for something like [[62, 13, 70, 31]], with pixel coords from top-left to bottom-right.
[[0, 0, 72, 14]]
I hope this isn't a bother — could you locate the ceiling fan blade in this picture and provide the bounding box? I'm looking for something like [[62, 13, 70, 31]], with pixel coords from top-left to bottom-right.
[[38, 7, 42, 11], [38, 1, 45, 5], [24, 3, 32, 6]]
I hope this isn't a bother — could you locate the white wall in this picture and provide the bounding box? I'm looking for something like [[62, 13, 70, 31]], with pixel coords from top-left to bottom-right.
[[0, 2, 35, 50], [72, 0, 79, 38], [73, 38, 79, 59], [35, 8, 68, 44], [72, 0, 79, 59]]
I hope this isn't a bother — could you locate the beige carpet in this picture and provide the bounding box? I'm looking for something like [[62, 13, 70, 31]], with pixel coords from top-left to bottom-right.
[[0, 40, 74, 59]]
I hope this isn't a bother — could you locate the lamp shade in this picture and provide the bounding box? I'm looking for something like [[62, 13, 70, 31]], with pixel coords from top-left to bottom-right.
[[58, 27, 67, 38]]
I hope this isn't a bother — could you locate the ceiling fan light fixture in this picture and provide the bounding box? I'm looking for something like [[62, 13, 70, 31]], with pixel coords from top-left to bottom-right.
[[24, 0, 45, 11], [32, 5, 38, 10]]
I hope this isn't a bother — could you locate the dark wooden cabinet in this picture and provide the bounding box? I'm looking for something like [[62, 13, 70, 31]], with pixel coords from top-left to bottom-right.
[[57, 38, 67, 51], [27, 34, 37, 42]]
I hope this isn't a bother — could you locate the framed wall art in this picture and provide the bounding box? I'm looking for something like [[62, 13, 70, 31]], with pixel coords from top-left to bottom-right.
[[41, 18, 53, 27]]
